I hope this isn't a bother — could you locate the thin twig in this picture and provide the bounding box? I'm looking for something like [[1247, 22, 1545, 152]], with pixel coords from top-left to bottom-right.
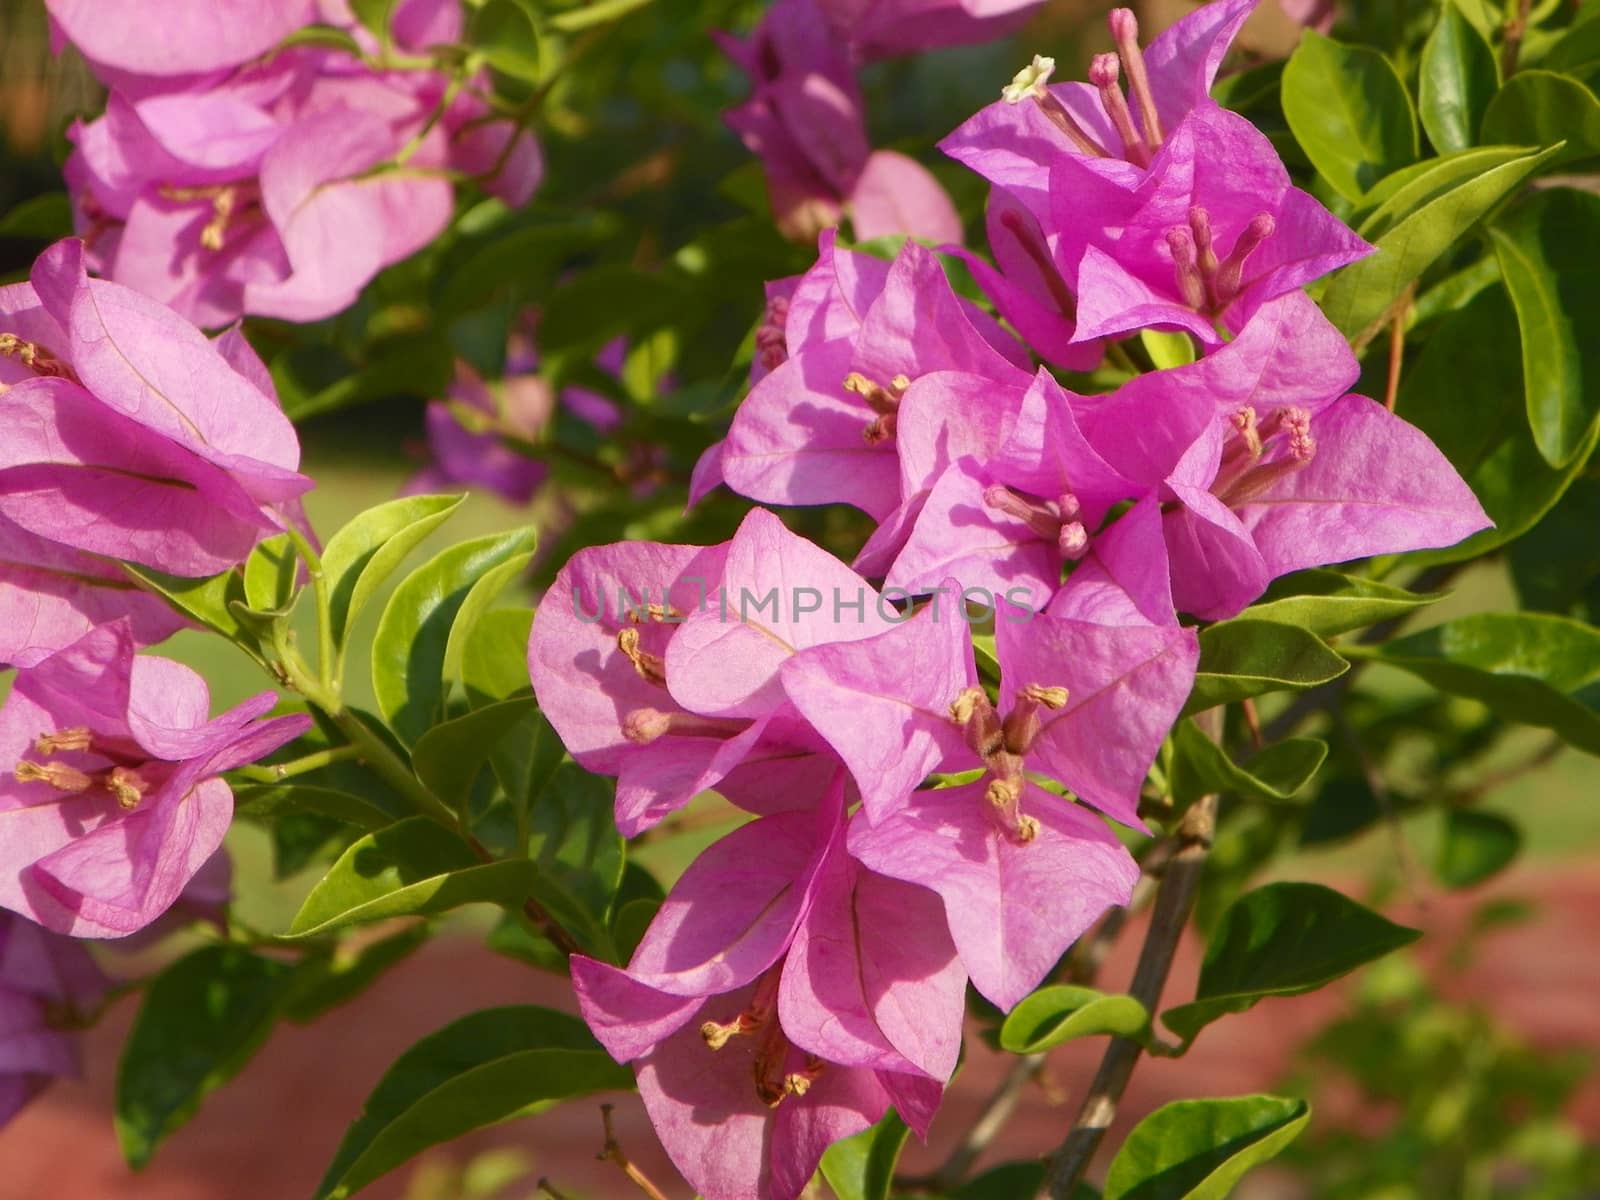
[[598, 1103, 674, 1200], [1383, 286, 1414, 413], [1332, 705, 1424, 906], [537, 1179, 575, 1200], [1036, 790, 1219, 1199], [1502, 0, 1535, 77]]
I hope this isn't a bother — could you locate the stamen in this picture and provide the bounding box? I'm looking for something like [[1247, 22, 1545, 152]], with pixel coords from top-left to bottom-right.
[[1089, 54, 1150, 167], [1058, 522, 1089, 560], [1002, 55, 1110, 158], [983, 486, 1064, 541], [783, 1057, 825, 1099], [624, 601, 684, 624], [701, 1012, 762, 1049], [950, 685, 1005, 758], [0, 333, 77, 382], [1213, 214, 1276, 306], [842, 372, 907, 415], [997, 209, 1077, 319], [617, 627, 667, 686], [621, 708, 747, 745], [985, 776, 1039, 844], [34, 728, 92, 755], [105, 766, 150, 811], [200, 188, 236, 251], [1189, 208, 1219, 280], [1165, 227, 1207, 311], [14, 760, 94, 792], [1001, 683, 1069, 756], [862, 414, 898, 445], [1214, 406, 1319, 505], [1108, 8, 1165, 148]]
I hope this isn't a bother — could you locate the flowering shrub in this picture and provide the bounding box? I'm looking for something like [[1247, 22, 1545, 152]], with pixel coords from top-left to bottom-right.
[[1, 0, 1598, 1198]]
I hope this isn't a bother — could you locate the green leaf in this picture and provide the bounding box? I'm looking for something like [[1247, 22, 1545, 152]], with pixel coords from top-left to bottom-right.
[[819, 1110, 910, 1200], [0, 192, 72, 239], [1283, 31, 1418, 201], [1481, 71, 1600, 167], [322, 494, 465, 651], [441, 545, 537, 691], [349, 0, 393, 38], [1183, 620, 1349, 714], [1354, 145, 1536, 243], [1419, 2, 1499, 153], [285, 925, 431, 1023], [412, 696, 540, 815], [1139, 328, 1197, 370], [1103, 1095, 1312, 1200], [547, 0, 654, 32], [1321, 144, 1562, 343], [472, 0, 541, 83], [610, 896, 661, 963], [233, 783, 400, 831], [123, 564, 258, 651], [954, 1164, 1056, 1199], [1543, 15, 1600, 88], [1162, 883, 1421, 1042], [529, 763, 625, 918], [1369, 612, 1600, 754], [243, 533, 298, 615], [998, 986, 1150, 1054], [1400, 284, 1599, 561], [1169, 721, 1327, 805], [1242, 570, 1444, 638], [371, 526, 537, 746], [1489, 187, 1600, 467], [1435, 809, 1522, 888], [277, 24, 364, 53], [314, 1006, 630, 1200], [116, 945, 300, 1168], [287, 816, 536, 937], [462, 607, 535, 706]]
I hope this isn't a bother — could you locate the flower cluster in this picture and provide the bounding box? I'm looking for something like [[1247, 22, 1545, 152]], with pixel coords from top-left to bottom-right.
[[50, 0, 542, 326], [0, 237, 313, 1125], [533, 4, 1492, 1198]]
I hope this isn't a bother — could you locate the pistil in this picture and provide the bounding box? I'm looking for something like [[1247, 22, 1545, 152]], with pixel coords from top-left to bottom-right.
[[982, 486, 1090, 559], [1108, 8, 1165, 149], [621, 708, 747, 745], [617, 627, 668, 686]]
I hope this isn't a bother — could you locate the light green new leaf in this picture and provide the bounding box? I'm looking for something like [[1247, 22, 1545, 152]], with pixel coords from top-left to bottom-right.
[[116, 945, 301, 1168], [1369, 612, 1600, 755], [314, 1006, 630, 1200], [1139, 328, 1197, 370], [243, 533, 298, 615], [1242, 569, 1444, 638], [287, 816, 537, 937], [1183, 620, 1348, 714], [322, 493, 465, 651], [1283, 31, 1417, 200], [1320, 144, 1562, 343], [548, 0, 654, 31], [1489, 187, 1600, 467], [371, 526, 536, 746], [123, 564, 258, 652], [1481, 71, 1600, 168], [1103, 1095, 1312, 1200], [819, 1110, 911, 1200], [1419, 2, 1499, 153], [1162, 883, 1420, 1042], [1354, 146, 1532, 242], [998, 986, 1150, 1054]]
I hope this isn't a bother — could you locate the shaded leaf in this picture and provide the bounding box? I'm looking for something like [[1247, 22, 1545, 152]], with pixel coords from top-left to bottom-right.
[[412, 696, 540, 815], [1243, 570, 1444, 638], [1169, 721, 1327, 805], [1435, 809, 1522, 888], [285, 925, 431, 1023], [1481, 70, 1600, 168], [819, 1110, 910, 1200], [1183, 620, 1348, 714], [1419, 2, 1499, 153], [1103, 1095, 1312, 1200], [1283, 31, 1417, 200]]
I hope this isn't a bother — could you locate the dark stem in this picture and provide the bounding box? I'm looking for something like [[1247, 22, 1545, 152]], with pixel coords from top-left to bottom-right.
[[1502, 0, 1534, 77], [598, 1103, 673, 1200]]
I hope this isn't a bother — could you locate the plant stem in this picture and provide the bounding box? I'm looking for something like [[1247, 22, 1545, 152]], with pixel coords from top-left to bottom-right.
[[1036, 790, 1218, 1198], [598, 1104, 673, 1200], [231, 744, 361, 783], [286, 527, 338, 696], [1502, 0, 1534, 76]]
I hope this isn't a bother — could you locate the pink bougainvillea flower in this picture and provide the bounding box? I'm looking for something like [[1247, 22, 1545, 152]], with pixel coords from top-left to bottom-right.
[[718, 0, 960, 243], [713, 237, 1029, 520], [571, 791, 959, 1200], [44, 0, 318, 78], [0, 240, 311, 581], [0, 910, 108, 1127], [0, 622, 310, 938], [819, 0, 1046, 61], [1074, 294, 1491, 619], [58, 15, 540, 326], [530, 508, 955, 833]]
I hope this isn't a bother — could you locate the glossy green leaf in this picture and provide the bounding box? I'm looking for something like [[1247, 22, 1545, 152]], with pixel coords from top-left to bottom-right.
[[285, 925, 431, 1023], [1183, 620, 1349, 714], [243, 533, 298, 615], [610, 896, 661, 963], [1369, 612, 1600, 755], [998, 986, 1150, 1054], [1283, 31, 1418, 200], [1354, 146, 1532, 242], [116, 945, 300, 1168], [287, 816, 536, 937], [819, 1110, 910, 1200], [233, 782, 399, 831], [412, 696, 539, 814], [1321, 144, 1562, 343], [1162, 883, 1421, 1042], [473, 0, 541, 82], [1419, 2, 1499, 153], [322, 493, 464, 651], [349, 0, 392, 38], [1103, 1095, 1312, 1200], [1435, 809, 1522, 888], [440, 544, 537, 693], [529, 763, 625, 917], [1481, 71, 1600, 167], [314, 1006, 630, 1200], [1400, 285, 1600, 561], [1169, 721, 1327, 805], [123, 564, 258, 651], [0, 192, 72, 239], [1242, 570, 1444, 638], [1543, 15, 1600, 88], [371, 526, 537, 746], [1139, 329, 1197, 370], [1489, 188, 1600, 467], [462, 607, 535, 707]]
